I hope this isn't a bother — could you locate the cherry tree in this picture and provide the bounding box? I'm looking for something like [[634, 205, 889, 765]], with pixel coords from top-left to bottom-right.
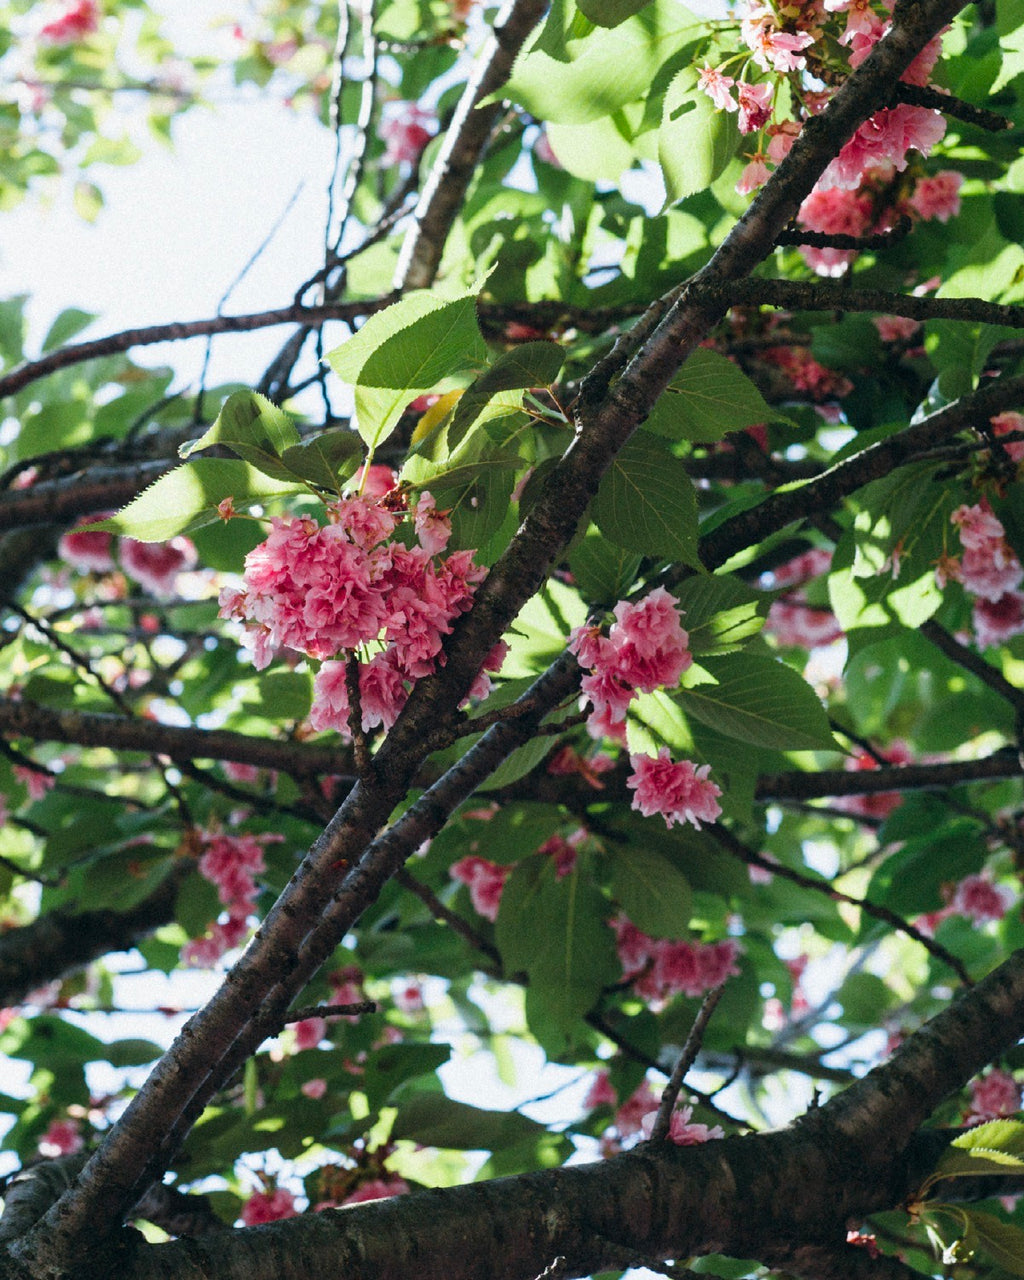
[[2, 0, 1024, 1277]]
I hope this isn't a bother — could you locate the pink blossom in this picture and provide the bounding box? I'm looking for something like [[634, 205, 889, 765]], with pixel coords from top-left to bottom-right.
[[533, 129, 560, 167], [769, 548, 833, 589], [741, 5, 814, 73], [14, 765, 56, 802], [821, 106, 946, 190], [354, 464, 399, 497], [949, 873, 1015, 924], [584, 1070, 618, 1110], [614, 1082, 660, 1137], [381, 104, 434, 166], [991, 412, 1024, 464], [697, 65, 737, 112], [302, 1078, 328, 1099], [765, 600, 844, 649], [965, 1069, 1021, 1124], [120, 536, 197, 597], [627, 749, 722, 830], [39, 0, 98, 43], [974, 590, 1024, 648], [766, 121, 800, 163], [908, 171, 962, 223], [198, 832, 267, 908], [537, 831, 582, 879], [640, 1105, 725, 1145], [874, 315, 921, 343], [58, 523, 114, 572], [359, 651, 409, 732], [465, 639, 509, 703], [611, 588, 693, 690], [293, 1017, 327, 1050], [38, 1118, 83, 1157], [413, 492, 452, 555], [736, 154, 771, 195], [837, 742, 912, 820], [310, 660, 352, 735], [341, 1178, 410, 1205], [224, 761, 260, 783], [241, 1187, 298, 1225], [737, 82, 773, 135], [450, 856, 509, 922], [394, 981, 424, 1012]]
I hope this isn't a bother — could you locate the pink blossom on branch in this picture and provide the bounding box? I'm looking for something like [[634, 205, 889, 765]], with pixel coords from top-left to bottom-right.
[[450, 856, 510, 922], [120, 536, 197, 597], [240, 1187, 298, 1226], [640, 1105, 725, 1145], [38, 0, 99, 43], [627, 749, 722, 830], [964, 1069, 1021, 1125]]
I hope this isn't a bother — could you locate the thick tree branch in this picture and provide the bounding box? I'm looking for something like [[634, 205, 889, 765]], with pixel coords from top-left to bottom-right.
[[23, 947, 1024, 1280]]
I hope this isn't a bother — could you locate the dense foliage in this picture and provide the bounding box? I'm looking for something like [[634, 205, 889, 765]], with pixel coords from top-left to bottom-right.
[[3, 0, 1024, 1277]]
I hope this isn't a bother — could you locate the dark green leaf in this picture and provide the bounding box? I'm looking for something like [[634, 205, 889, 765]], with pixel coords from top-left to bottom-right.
[[592, 433, 700, 565]]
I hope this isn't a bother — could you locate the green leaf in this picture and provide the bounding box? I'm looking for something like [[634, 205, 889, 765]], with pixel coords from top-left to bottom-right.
[[502, 0, 702, 124], [592, 433, 701, 566], [279, 428, 364, 490], [447, 342, 564, 451], [92, 459, 304, 541], [496, 856, 619, 1052], [327, 287, 486, 452], [42, 308, 98, 353], [863, 819, 987, 917], [952, 1118, 1024, 1155], [674, 574, 769, 655], [680, 654, 835, 751], [658, 68, 737, 206], [610, 846, 691, 938], [179, 390, 302, 481], [645, 348, 778, 442], [958, 1208, 1024, 1277], [388, 1092, 547, 1150], [576, 0, 652, 26], [568, 530, 641, 604]]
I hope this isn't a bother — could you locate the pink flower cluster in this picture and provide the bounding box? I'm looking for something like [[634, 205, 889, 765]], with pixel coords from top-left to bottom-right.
[[836, 740, 912, 821], [991, 411, 1024, 465], [381, 103, 434, 166], [612, 916, 740, 1005], [38, 1117, 84, 1157], [918, 871, 1016, 934], [449, 855, 510, 922], [570, 590, 722, 831], [181, 831, 280, 967], [569, 588, 693, 741], [627, 749, 722, 830], [241, 1186, 298, 1226], [39, 0, 98, 43], [59, 520, 197, 598], [964, 1069, 1021, 1125], [219, 487, 500, 737], [640, 1105, 725, 1146], [763, 547, 843, 650], [942, 500, 1024, 649]]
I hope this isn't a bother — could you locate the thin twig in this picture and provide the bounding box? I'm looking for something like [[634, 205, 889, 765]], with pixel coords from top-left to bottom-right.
[[646, 985, 727, 1145]]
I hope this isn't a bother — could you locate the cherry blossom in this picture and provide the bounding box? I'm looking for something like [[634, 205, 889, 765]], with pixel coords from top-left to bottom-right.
[[698, 66, 737, 112], [584, 1070, 618, 1110], [974, 590, 1024, 648], [293, 1017, 327, 1051], [341, 1178, 410, 1205], [990, 411, 1024, 464], [240, 1187, 298, 1225], [949, 872, 1016, 925], [737, 82, 773, 135], [836, 742, 912, 820], [39, 0, 99, 43], [627, 749, 722, 830], [14, 765, 56, 802], [58, 522, 115, 573], [381, 103, 434, 166], [120, 536, 197, 597], [450, 856, 509, 922], [965, 1069, 1021, 1124], [38, 1117, 84, 1157], [640, 1105, 725, 1145], [907, 171, 963, 223], [611, 916, 740, 1003]]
